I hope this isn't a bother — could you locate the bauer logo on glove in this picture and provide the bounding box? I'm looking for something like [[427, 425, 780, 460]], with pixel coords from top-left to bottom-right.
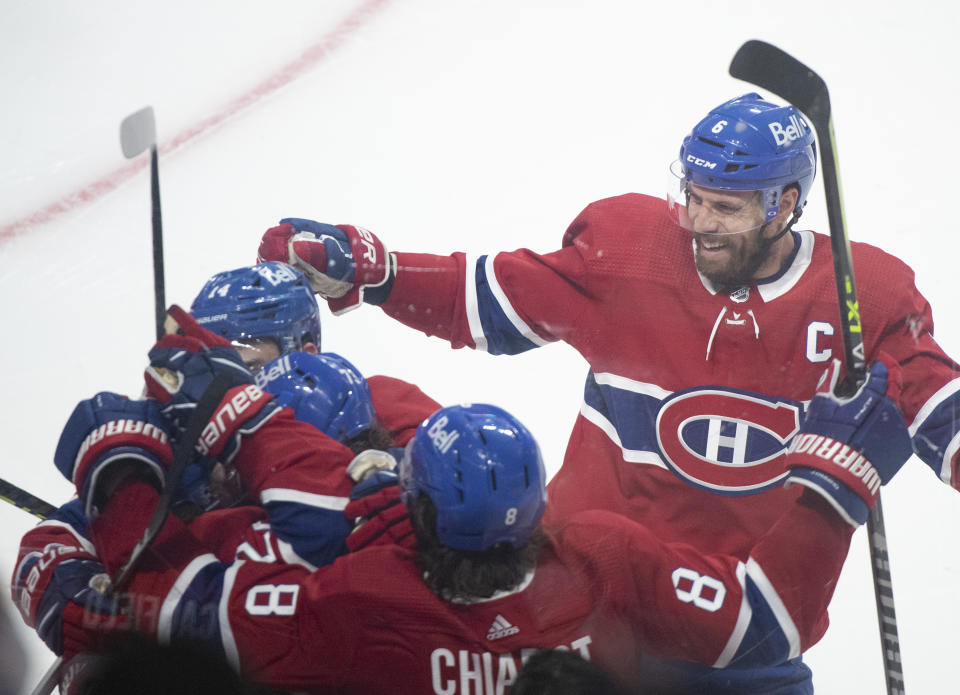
[[258, 218, 394, 314]]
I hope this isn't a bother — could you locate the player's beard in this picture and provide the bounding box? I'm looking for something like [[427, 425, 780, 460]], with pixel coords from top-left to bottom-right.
[[693, 222, 776, 291]]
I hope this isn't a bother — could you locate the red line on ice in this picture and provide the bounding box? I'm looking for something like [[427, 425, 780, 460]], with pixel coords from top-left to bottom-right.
[[0, 0, 391, 245]]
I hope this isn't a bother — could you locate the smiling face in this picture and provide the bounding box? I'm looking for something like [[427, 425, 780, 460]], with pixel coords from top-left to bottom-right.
[[685, 183, 798, 289]]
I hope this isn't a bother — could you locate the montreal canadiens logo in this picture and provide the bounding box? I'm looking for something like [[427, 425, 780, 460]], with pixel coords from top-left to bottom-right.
[[655, 388, 803, 494]]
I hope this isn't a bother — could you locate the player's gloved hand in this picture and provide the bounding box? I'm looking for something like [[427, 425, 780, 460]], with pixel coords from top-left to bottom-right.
[[14, 547, 117, 656], [54, 392, 172, 518], [785, 359, 913, 526], [344, 451, 414, 552], [144, 305, 280, 463], [257, 218, 394, 314]]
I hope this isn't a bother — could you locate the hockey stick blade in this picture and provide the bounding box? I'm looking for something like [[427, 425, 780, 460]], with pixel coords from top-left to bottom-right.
[[120, 106, 166, 340], [729, 40, 830, 127], [0, 478, 56, 519], [120, 106, 157, 158], [112, 371, 234, 590]]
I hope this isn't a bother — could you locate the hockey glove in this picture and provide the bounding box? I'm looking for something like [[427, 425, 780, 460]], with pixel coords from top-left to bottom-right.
[[785, 360, 913, 527], [144, 305, 280, 464], [54, 392, 172, 518], [14, 546, 116, 656], [344, 451, 414, 552], [257, 218, 394, 314]]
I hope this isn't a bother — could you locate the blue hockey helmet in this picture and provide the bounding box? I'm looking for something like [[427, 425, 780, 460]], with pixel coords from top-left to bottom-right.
[[399, 404, 547, 551], [677, 93, 817, 223], [190, 262, 321, 356], [256, 352, 375, 442]]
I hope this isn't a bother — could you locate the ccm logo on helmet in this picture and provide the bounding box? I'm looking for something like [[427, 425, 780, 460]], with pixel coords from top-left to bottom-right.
[[685, 154, 717, 170], [768, 114, 809, 147]]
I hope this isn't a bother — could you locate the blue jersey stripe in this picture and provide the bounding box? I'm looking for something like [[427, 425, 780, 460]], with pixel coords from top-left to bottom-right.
[[471, 255, 543, 355], [909, 384, 960, 484]]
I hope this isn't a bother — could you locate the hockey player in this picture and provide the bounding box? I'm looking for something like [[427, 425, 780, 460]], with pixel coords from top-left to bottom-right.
[[188, 259, 322, 371], [255, 93, 960, 691], [28, 359, 912, 694], [188, 261, 438, 454], [11, 268, 434, 670], [186, 261, 439, 548]]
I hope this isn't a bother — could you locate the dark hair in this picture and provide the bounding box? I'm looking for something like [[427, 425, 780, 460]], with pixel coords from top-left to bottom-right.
[[410, 494, 543, 601], [510, 649, 625, 695], [342, 420, 395, 456]]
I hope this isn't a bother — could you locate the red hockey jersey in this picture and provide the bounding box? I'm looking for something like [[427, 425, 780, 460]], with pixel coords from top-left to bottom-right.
[[377, 193, 960, 559], [95, 482, 853, 694]]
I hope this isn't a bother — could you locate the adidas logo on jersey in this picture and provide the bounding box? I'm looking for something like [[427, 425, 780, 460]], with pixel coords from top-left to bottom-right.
[[487, 614, 519, 641]]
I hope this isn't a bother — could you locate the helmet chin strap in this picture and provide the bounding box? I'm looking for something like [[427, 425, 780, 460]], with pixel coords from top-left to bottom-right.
[[764, 200, 804, 246]]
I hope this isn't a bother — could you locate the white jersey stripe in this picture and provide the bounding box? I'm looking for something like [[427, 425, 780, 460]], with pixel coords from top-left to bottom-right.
[[463, 253, 488, 352], [219, 559, 244, 670], [484, 253, 550, 347], [592, 372, 673, 400], [745, 557, 801, 660], [580, 401, 669, 470], [713, 562, 751, 668], [941, 434, 960, 486], [908, 376, 960, 434], [260, 488, 349, 511]]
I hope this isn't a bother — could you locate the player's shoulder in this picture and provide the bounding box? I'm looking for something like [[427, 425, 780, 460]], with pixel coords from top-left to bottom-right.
[[543, 510, 666, 584], [850, 238, 917, 281], [808, 230, 916, 281], [559, 193, 691, 280], [367, 374, 436, 404], [561, 193, 669, 247], [311, 544, 422, 597], [547, 508, 656, 552]]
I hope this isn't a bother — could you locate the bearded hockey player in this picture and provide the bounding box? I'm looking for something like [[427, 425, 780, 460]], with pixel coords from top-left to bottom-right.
[[255, 92, 960, 692]]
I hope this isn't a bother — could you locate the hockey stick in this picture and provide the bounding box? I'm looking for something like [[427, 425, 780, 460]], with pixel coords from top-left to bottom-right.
[[730, 40, 904, 695], [30, 371, 235, 695], [120, 106, 166, 341], [112, 370, 233, 589], [0, 478, 56, 519], [33, 110, 175, 695]]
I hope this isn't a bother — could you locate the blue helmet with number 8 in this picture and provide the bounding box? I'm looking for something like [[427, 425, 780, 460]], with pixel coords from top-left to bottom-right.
[[400, 404, 547, 552], [678, 93, 817, 222]]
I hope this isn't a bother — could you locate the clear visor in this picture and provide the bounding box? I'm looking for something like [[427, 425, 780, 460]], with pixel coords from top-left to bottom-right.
[[666, 160, 772, 238]]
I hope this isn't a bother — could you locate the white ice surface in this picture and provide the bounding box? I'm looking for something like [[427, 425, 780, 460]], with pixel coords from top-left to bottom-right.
[[1, 2, 957, 692]]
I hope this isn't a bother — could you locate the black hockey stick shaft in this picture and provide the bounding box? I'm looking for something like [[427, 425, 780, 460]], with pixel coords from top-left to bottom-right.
[[112, 370, 233, 590], [730, 40, 904, 695], [34, 111, 172, 695], [150, 147, 166, 340], [0, 478, 56, 518], [120, 106, 165, 340]]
